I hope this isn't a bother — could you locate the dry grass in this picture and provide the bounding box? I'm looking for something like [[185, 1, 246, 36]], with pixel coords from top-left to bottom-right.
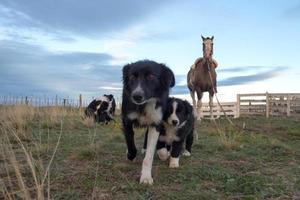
[[1, 105, 299, 199], [0, 105, 35, 138], [82, 117, 95, 128], [0, 105, 65, 199]]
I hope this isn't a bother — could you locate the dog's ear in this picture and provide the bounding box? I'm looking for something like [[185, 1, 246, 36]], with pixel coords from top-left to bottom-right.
[[185, 101, 193, 115], [161, 64, 175, 88], [122, 63, 132, 83]]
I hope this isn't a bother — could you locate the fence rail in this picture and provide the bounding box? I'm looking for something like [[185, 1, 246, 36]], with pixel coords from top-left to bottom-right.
[[199, 102, 238, 118], [237, 93, 300, 117], [1, 93, 299, 118]]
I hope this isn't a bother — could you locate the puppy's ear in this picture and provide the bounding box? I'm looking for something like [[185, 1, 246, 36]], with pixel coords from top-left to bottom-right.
[[161, 64, 175, 88], [185, 101, 193, 115]]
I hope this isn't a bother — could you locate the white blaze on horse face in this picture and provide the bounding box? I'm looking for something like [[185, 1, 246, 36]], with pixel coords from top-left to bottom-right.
[[203, 39, 213, 59]]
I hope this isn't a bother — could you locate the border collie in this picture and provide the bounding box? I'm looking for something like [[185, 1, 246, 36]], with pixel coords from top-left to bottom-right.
[[122, 60, 175, 184], [153, 97, 194, 168], [85, 94, 116, 123]]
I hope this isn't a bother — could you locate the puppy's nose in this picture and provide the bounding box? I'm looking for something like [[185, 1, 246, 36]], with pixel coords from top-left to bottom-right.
[[132, 92, 144, 103], [172, 120, 178, 126]]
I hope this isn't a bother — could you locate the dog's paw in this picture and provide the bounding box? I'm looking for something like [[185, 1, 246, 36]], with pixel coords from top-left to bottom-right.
[[140, 175, 153, 185], [157, 148, 170, 161], [182, 150, 191, 157], [141, 148, 146, 154], [126, 149, 137, 161], [169, 157, 179, 168]]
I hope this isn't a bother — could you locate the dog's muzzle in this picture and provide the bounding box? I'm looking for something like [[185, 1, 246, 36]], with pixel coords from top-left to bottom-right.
[[131, 91, 146, 105]]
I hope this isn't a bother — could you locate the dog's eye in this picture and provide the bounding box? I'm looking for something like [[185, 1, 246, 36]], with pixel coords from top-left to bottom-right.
[[129, 75, 136, 81], [147, 74, 156, 80], [176, 106, 182, 113]]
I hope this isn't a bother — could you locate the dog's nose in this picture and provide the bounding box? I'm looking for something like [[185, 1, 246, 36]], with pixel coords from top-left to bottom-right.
[[172, 120, 178, 126], [132, 93, 144, 103]]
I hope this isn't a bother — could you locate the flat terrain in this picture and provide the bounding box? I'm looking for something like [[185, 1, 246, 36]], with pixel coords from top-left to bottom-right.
[[0, 106, 299, 199]]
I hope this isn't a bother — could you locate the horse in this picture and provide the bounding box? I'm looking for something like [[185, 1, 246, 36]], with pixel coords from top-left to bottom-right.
[[187, 36, 218, 120]]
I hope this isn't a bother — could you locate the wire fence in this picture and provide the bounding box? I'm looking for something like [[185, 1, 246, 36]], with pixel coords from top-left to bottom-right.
[[1, 93, 299, 118]]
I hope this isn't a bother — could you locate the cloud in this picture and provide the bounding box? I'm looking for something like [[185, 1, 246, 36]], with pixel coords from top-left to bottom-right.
[[0, 40, 123, 98], [171, 66, 287, 95], [283, 3, 300, 18], [216, 66, 281, 73], [0, 39, 289, 98], [0, 0, 171, 37], [218, 68, 284, 86]]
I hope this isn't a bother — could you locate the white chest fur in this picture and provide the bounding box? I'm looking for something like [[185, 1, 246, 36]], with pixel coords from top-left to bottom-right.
[[159, 123, 180, 145], [127, 98, 163, 125]]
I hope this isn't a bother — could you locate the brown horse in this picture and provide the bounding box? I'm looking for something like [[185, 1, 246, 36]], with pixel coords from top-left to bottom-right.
[[187, 36, 218, 120]]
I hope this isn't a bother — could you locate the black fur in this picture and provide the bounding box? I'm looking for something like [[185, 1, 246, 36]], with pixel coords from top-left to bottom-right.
[[103, 94, 116, 116], [85, 94, 116, 124], [144, 98, 194, 159], [122, 60, 175, 161]]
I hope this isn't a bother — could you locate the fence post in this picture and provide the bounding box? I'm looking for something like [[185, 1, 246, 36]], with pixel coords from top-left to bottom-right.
[[266, 92, 270, 118], [63, 99, 66, 107], [79, 94, 82, 108], [287, 94, 291, 117], [25, 96, 29, 106], [236, 94, 240, 118], [216, 102, 220, 118], [55, 95, 58, 106]]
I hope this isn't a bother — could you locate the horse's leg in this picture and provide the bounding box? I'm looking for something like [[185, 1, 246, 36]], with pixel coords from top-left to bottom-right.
[[196, 90, 203, 120], [209, 92, 214, 120], [190, 90, 197, 116]]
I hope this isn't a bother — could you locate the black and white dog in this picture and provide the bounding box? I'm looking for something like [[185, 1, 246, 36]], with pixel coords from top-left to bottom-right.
[[103, 94, 116, 117], [122, 60, 175, 184], [156, 98, 194, 168], [85, 94, 116, 123]]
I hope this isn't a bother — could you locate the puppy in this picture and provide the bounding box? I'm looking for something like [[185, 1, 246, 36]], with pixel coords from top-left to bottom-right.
[[122, 60, 175, 184], [157, 97, 194, 168]]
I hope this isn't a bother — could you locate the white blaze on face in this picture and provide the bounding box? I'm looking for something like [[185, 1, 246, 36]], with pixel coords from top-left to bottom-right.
[[167, 101, 179, 126], [132, 83, 143, 95], [203, 39, 213, 58]]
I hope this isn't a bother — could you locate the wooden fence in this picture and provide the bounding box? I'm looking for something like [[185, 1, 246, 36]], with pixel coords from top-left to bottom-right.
[[1, 93, 299, 118], [237, 93, 300, 117], [199, 102, 238, 118]]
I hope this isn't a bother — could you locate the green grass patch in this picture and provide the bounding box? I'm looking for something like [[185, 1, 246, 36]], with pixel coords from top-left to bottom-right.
[[0, 107, 299, 199]]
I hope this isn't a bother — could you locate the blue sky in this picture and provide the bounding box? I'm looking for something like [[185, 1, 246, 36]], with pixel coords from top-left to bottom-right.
[[0, 0, 299, 102]]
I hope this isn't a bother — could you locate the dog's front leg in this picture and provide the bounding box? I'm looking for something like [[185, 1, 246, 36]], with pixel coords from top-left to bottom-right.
[[123, 119, 137, 161], [140, 126, 159, 185]]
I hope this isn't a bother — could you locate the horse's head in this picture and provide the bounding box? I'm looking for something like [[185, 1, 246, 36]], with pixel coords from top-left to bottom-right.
[[201, 35, 214, 60]]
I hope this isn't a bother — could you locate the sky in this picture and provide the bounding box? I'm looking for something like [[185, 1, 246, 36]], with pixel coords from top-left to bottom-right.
[[0, 0, 300, 102]]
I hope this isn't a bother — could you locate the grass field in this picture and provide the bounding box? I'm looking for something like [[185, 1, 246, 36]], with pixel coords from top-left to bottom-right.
[[0, 105, 299, 199]]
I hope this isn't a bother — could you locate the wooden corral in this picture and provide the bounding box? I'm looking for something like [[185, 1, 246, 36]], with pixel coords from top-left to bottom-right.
[[237, 93, 300, 117], [198, 102, 238, 118]]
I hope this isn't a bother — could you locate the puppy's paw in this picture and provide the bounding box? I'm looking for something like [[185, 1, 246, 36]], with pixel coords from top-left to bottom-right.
[[140, 175, 153, 185], [169, 157, 179, 168], [157, 148, 170, 161], [182, 150, 191, 157], [141, 148, 146, 154]]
